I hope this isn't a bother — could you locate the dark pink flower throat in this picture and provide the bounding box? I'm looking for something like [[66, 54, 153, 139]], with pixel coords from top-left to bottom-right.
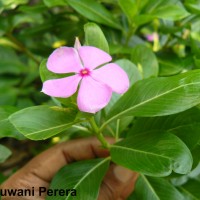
[[79, 68, 90, 77]]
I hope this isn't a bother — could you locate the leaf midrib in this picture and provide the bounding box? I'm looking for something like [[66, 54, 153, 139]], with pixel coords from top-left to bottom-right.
[[65, 157, 110, 200], [9, 117, 75, 137], [68, 0, 120, 29], [101, 81, 200, 130], [112, 145, 171, 160], [141, 175, 160, 200], [179, 186, 199, 200]]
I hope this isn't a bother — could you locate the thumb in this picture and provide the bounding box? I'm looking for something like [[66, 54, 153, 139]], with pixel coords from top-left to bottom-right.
[[98, 164, 138, 200]]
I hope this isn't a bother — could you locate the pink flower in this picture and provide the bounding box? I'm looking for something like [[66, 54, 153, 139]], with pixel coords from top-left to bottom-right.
[[146, 32, 159, 42], [42, 39, 129, 113]]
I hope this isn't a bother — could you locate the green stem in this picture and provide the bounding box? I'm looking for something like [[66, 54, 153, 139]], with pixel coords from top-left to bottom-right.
[[6, 33, 40, 65], [125, 24, 137, 46], [115, 119, 120, 141], [89, 117, 110, 149]]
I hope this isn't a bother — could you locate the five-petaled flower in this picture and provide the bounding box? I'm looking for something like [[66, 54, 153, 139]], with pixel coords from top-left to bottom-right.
[[42, 38, 129, 113]]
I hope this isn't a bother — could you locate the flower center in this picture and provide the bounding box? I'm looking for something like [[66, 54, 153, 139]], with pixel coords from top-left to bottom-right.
[[80, 68, 90, 77]]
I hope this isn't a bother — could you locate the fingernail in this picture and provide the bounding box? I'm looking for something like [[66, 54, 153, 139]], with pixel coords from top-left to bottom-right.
[[114, 165, 134, 183]]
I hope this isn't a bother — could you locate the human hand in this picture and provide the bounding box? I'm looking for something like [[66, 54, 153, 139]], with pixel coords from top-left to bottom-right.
[[1, 137, 138, 200]]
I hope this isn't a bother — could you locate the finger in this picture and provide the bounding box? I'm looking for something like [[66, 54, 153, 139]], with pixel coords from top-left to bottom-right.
[[1, 137, 114, 200], [119, 172, 139, 200], [2, 137, 114, 185], [98, 164, 138, 200]]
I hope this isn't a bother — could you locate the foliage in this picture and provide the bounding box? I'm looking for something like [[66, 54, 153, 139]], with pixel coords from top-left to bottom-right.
[[1, 0, 200, 199]]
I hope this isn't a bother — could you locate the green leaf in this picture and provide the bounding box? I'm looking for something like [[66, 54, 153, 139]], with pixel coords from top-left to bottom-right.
[[185, 0, 200, 14], [0, 37, 21, 50], [0, 0, 28, 11], [128, 107, 200, 150], [158, 54, 185, 76], [0, 87, 17, 106], [9, 106, 78, 140], [133, 14, 154, 26], [0, 145, 12, 163], [179, 179, 200, 200], [131, 45, 158, 79], [0, 106, 23, 139], [0, 106, 18, 121], [142, 0, 179, 13], [135, 175, 184, 200], [118, 0, 138, 23], [84, 22, 109, 53], [0, 46, 26, 75], [43, 0, 67, 7], [66, 0, 122, 29], [103, 70, 200, 130], [151, 5, 190, 20], [111, 131, 192, 176], [0, 119, 24, 139], [47, 158, 110, 200], [116, 59, 142, 86]]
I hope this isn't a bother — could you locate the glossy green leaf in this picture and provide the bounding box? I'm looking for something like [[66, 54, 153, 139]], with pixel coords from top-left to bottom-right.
[[179, 179, 200, 200], [185, 0, 200, 14], [151, 5, 190, 20], [43, 0, 67, 7], [158, 54, 185, 76], [66, 0, 122, 29], [135, 175, 184, 200], [116, 59, 142, 86], [104, 70, 200, 130], [9, 106, 78, 140], [111, 131, 192, 176], [84, 22, 109, 53], [129, 107, 200, 134], [0, 144, 12, 163], [128, 107, 200, 150], [133, 15, 154, 26], [131, 45, 158, 79], [142, 0, 179, 12], [47, 158, 110, 200], [118, 0, 138, 23]]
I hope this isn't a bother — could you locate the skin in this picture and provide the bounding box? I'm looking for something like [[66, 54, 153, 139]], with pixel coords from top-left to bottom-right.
[[0, 137, 138, 200]]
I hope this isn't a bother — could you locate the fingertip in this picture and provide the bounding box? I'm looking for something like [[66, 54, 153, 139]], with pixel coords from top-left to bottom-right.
[[98, 164, 138, 200], [113, 166, 135, 183]]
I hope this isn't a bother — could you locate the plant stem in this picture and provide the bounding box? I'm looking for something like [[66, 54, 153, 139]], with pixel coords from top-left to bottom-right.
[[6, 33, 40, 65], [115, 119, 120, 141], [125, 24, 137, 46], [89, 117, 110, 149]]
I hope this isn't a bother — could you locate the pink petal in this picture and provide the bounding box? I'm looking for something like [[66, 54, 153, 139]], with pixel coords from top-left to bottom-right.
[[92, 63, 130, 94], [78, 46, 112, 70], [47, 47, 83, 74], [77, 76, 112, 113], [42, 75, 81, 98]]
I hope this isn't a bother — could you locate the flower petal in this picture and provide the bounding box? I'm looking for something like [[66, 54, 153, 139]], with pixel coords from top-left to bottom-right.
[[78, 46, 112, 70], [47, 47, 83, 73], [92, 63, 130, 94], [77, 76, 112, 113], [42, 75, 81, 98]]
